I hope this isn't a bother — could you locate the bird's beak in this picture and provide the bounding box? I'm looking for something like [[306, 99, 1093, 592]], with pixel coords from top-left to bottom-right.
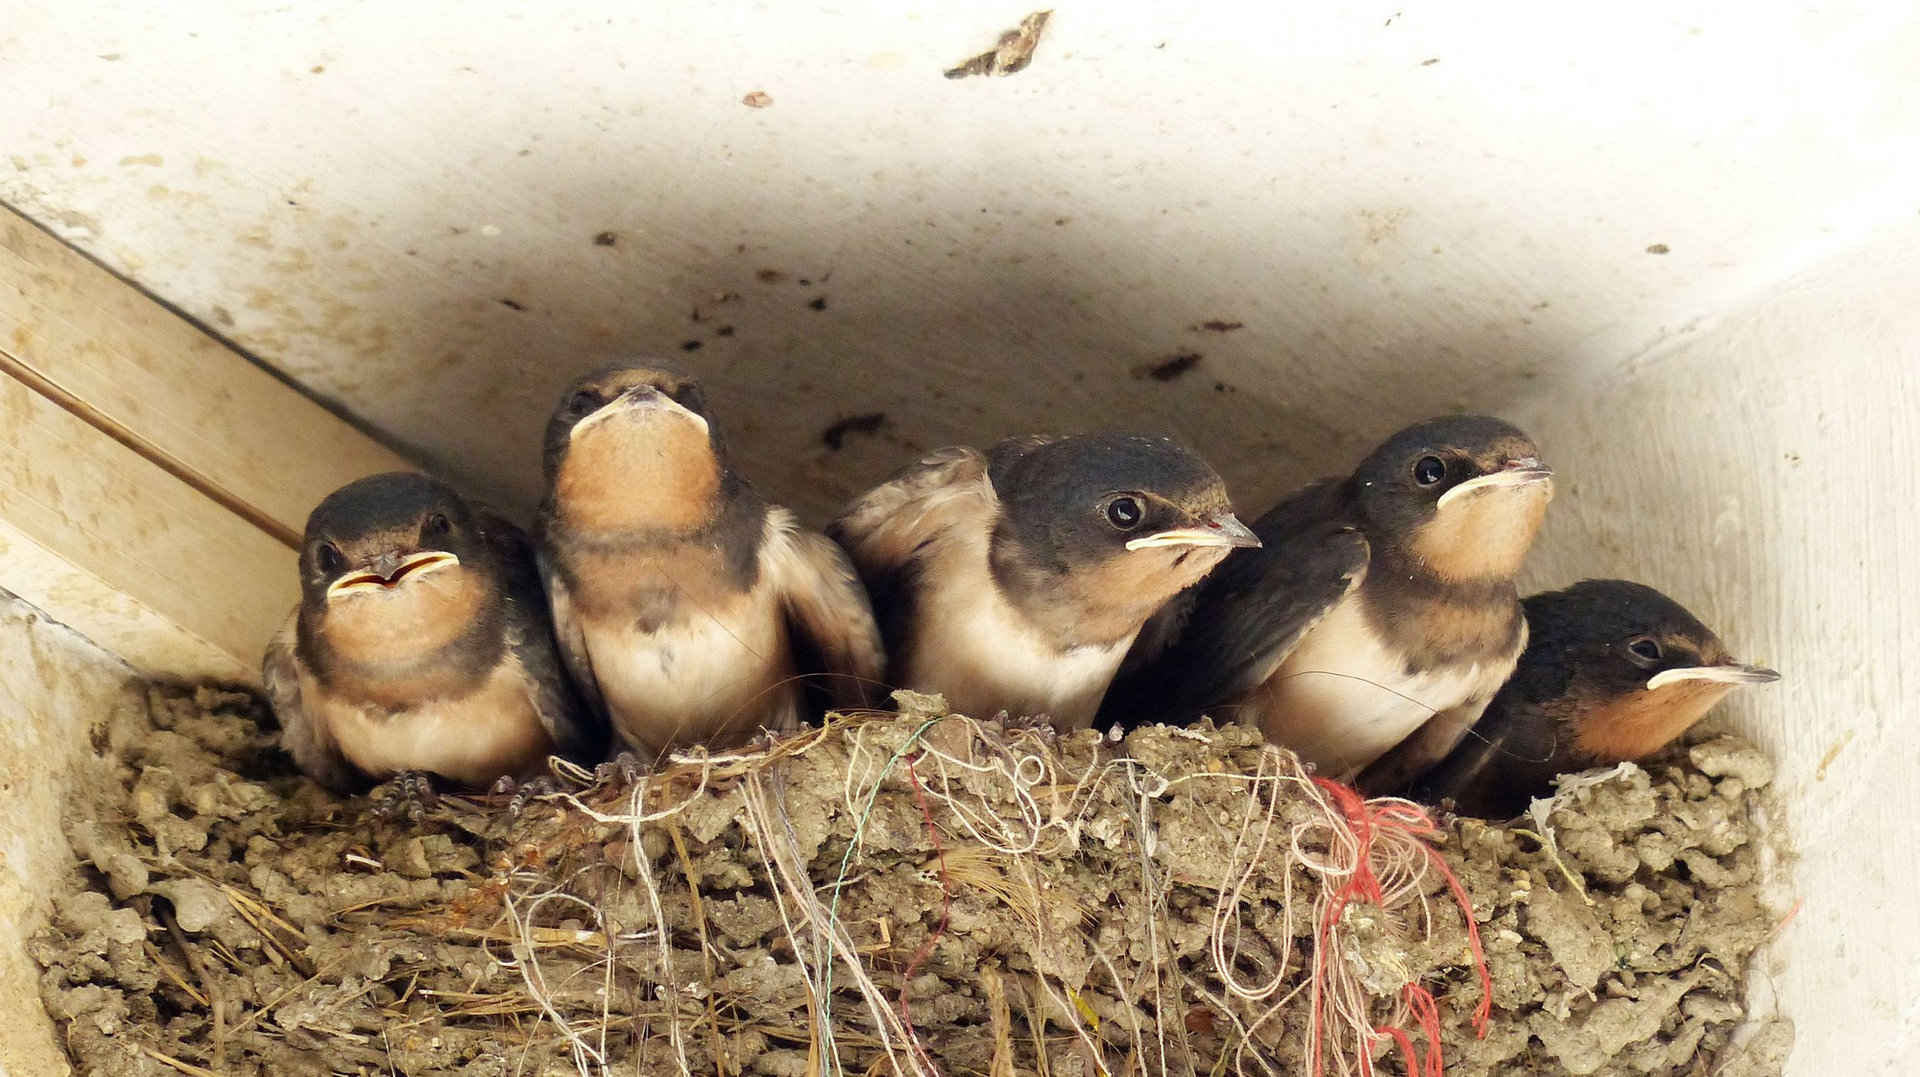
[[1646, 662, 1782, 691], [1436, 457, 1555, 510], [569, 385, 710, 441], [1125, 512, 1263, 551], [326, 550, 461, 600]]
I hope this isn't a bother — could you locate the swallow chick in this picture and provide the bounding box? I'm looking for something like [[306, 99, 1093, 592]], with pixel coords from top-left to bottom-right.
[[262, 472, 598, 796], [538, 362, 885, 759], [1404, 578, 1780, 818], [1104, 415, 1553, 782], [828, 434, 1259, 730]]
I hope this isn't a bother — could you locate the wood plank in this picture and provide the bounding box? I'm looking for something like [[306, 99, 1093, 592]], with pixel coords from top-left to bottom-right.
[[0, 205, 411, 545], [0, 376, 292, 680]]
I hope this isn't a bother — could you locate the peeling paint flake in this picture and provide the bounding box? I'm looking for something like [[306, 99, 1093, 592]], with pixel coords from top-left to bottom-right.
[[945, 10, 1052, 79]]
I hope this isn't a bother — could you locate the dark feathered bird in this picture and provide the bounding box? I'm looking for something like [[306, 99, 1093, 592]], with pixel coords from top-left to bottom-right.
[[537, 362, 885, 759], [830, 433, 1258, 729], [263, 472, 599, 792], [1404, 579, 1780, 818], [1103, 415, 1553, 783]]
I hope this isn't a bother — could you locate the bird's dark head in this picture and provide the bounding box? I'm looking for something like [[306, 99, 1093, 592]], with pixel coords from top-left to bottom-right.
[[542, 361, 729, 534], [1351, 414, 1553, 581], [986, 434, 1258, 642], [1526, 579, 1779, 762], [299, 472, 496, 663]]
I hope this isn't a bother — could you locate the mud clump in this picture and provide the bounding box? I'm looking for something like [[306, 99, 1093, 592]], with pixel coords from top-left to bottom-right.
[[30, 686, 1789, 1076]]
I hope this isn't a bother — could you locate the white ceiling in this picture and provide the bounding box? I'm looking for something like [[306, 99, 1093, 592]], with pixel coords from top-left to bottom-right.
[[6, 1, 1917, 522]]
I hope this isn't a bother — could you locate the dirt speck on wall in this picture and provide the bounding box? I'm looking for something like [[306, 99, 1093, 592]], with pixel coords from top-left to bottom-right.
[[30, 685, 1789, 1076]]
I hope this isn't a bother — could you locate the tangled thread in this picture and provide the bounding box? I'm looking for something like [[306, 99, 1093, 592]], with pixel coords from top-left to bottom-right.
[[494, 709, 1491, 1077]]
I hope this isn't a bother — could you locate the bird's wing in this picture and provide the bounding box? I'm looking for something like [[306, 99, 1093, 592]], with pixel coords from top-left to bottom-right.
[[481, 511, 607, 763], [1105, 479, 1369, 726], [535, 538, 610, 726], [765, 508, 888, 711], [827, 445, 993, 650], [261, 609, 363, 793], [1357, 699, 1487, 795], [1403, 690, 1565, 819]]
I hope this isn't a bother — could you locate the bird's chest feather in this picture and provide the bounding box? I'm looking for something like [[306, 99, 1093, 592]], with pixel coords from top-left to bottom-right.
[[310, 655, 555, 788], [566, 544, 747, 630], [1257, 595, 1519, 777], [904, 542, 1130, 728], [582, 578, 795, 749]]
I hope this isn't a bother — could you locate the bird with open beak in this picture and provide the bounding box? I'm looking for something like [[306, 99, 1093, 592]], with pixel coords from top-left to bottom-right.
[[828, 433, 1259, 729], [1402, 578, 1780, 817], [537, 362, 886, 761], [263, 472, 599, 795], [1104, 415, 1554, 783]]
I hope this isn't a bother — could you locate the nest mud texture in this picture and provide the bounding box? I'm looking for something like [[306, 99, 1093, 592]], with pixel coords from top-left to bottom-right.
[[32, 686, 1792, 1077]]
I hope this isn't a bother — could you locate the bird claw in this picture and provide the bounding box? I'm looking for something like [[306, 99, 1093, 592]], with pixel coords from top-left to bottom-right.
[[1000, 711, 1058, 738], [492, 774, 563, 817], [371, 771, 440, 821], [592, 751, 650, 786]]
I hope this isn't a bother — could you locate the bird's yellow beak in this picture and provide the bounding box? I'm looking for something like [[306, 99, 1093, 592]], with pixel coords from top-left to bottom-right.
[[569, 386, 710, 442], [1125, 512, 1262, 551], [1436, 458, 1555, 510], [325, 550, 461, 600], [1646, 662, 1782, 691]]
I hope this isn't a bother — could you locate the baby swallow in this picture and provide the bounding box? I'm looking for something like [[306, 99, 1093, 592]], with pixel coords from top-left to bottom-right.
[[1405, 579, 1780, 818], [828, 434, 1259, 729], [1103, 415, 1553, 782], [262, 472, 599, 793], [538, 362, 886, 758]]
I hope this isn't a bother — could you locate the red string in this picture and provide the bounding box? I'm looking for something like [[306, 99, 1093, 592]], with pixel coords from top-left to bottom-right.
[[1374, 1027, 1416, 1077], [1308, 777, 1493, 1077], [1403, 983, 1445, 1077], [1309, 777, 1372, 1077], [898, 755, 951, 1076]]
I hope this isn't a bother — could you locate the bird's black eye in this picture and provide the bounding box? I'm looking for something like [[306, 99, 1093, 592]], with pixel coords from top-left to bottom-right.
[[423, 512, 452, 538], [1628, 637, 1663, 663], [1413, 455, 1446, 486], [1105, 496, 1144, 530], [316, 542, 346, 575], [568, 390, 598, 414]]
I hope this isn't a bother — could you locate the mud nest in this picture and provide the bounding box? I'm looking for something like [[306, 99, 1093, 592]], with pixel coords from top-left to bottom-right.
[[32, 685, 1793, 1077]]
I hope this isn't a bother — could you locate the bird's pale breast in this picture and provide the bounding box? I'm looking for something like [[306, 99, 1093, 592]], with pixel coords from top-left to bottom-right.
[[1248, 596, 1512, 779], [902, 537, 1131, 728], [585, 583, 799, 754], [312, 654, 556, 788]]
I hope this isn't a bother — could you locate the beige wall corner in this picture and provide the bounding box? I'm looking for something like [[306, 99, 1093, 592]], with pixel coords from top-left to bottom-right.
[[0, 593, 141, 1077]]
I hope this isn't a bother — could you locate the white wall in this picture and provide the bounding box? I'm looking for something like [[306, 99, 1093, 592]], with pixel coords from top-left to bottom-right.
[[4, 3, 1919, 1072], [0, 594, 140, 1077], [1514, 221, 1920, 1073]]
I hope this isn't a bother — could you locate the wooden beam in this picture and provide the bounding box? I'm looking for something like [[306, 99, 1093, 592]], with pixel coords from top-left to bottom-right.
[[0, 206, 415, 680], [0, 206, 411, 543]]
